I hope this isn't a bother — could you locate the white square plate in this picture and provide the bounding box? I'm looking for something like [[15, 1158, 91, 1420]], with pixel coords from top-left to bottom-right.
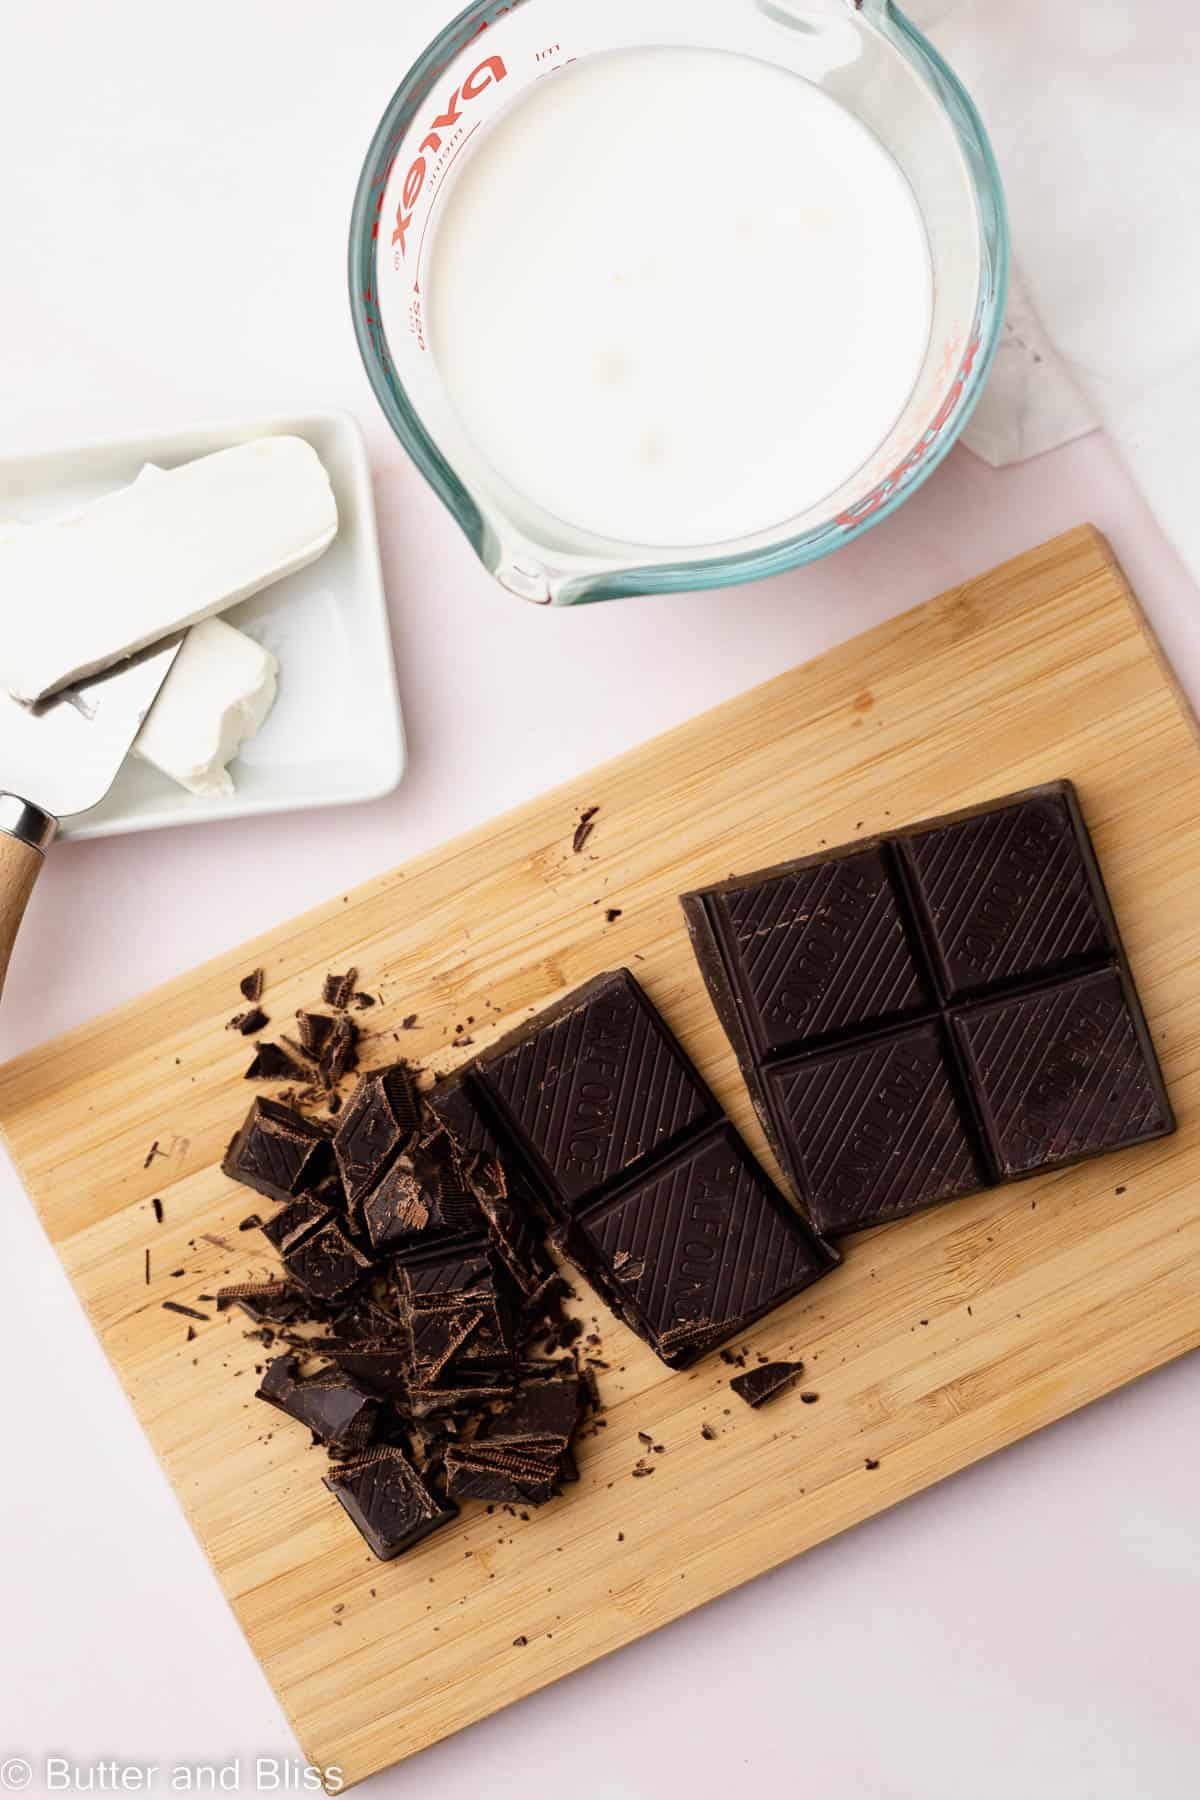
[[0, 410, 405, 839]]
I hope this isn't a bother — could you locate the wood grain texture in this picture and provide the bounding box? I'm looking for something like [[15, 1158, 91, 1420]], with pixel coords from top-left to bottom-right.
[[2, 526, 1198, 1789]]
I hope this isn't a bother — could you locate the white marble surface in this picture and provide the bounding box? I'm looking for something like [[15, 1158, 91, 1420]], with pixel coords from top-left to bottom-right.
[[1, 5, 1198, 1796]]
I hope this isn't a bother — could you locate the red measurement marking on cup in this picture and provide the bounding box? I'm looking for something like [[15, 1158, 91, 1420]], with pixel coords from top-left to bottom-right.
[[411, 119, 485, 296], [836, 330, 982, 530]]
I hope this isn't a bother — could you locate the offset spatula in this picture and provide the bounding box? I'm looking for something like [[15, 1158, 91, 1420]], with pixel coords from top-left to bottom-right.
[[0, 636, 182, 995]]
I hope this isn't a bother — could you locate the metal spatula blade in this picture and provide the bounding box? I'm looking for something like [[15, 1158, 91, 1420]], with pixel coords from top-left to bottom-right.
[[0, 635, 182, 820], [0, 635, 183, 998]]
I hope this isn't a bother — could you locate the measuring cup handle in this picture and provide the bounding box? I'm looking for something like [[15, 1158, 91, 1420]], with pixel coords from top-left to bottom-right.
[[0, 796, 56, 1000]]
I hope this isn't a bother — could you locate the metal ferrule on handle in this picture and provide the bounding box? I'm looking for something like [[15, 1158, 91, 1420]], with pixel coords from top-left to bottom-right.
[[0, 793, 58, 853]]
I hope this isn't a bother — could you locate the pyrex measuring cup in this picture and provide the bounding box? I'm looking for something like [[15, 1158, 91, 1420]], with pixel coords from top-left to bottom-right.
[[350, 0, 1007, 605]]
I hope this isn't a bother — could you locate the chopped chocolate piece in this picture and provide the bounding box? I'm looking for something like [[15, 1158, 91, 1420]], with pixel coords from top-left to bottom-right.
[[240, 968, 265, 1003], [261, 1193, 331, 1252], [222, 1098, 332, 1203], [683, 782, 1174, 1234], [482, 1372, 582, 1455], [319, 1013, 360, 1089], [229, 1007, 269, 1035], [323, 1445, 456, 1560], [282, 1218, 372, 1299], [244, 1041, 307, 1082], [323, 1339, 412, 1402], [473, 1175, 555, 1299], [952, 969, 1172, 1177], [333, 1064, 420, 1202], [257, 1354, 381, 1451], [476, 970, 717, 1213], [323, 969, 358, 1010], [215, 1280, 306, 1323], [407, 1373, 515, 1418], [362, 1140, 481, 1251], [353, 992, 377, 1010], [291, 1010, 337, 1061], [238, 1213, 263, 1232], [396, 1237, 518, 1373], [564, 1125, 837, 1368], [764, 1024, 984, 1236], [407, 1303, 486, 1385], [730, 1360, 804, 1409], [445, 1443, 561, 1506]]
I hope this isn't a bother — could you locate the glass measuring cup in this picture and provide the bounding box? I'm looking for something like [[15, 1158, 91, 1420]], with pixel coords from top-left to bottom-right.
[[350, 0, 1008, 605]]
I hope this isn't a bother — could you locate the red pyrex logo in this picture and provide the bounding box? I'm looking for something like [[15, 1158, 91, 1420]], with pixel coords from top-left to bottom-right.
[[391, 56, 509, 256]]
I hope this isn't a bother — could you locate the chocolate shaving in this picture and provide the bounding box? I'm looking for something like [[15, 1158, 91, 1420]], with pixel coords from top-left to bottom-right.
[[163, 1300, 209, 1322], [240, 969, 265, 1003]]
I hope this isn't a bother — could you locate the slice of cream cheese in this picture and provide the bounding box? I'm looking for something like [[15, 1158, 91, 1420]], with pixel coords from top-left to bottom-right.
[[133, 614, 278, 797], [0, 435, 337, 702]]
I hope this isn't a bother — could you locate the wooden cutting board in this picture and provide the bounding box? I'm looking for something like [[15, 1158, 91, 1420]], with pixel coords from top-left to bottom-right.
[[2, 526, 1198, 1790]]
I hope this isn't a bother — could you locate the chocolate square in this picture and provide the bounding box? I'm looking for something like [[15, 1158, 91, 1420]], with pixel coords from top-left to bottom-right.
[[569, 1124, 837, 1367], [895, 788, 1110, 1000], [477, 969, 717, 1211], [763, 1023, 983, 1235], [696, 846, 928, 1058], [952, 969, 1173, 1177]]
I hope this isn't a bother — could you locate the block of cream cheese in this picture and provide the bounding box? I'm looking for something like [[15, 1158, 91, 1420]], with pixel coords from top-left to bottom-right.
[[0, 436, 337, 702], [133, 616, 278, 797]]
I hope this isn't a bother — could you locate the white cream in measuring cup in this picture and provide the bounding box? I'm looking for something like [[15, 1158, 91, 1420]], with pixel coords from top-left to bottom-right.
[[426, 45, 933, 549]]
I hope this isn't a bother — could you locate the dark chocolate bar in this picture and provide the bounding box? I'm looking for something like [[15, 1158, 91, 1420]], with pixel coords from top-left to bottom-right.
[[683, 782, 1173, 1236]]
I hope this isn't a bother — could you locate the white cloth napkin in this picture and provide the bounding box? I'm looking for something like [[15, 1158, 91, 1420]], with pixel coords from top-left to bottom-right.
[[906, 0, 1200, 581]]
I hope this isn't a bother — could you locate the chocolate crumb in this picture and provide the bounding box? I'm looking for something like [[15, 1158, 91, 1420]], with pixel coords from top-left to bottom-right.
[[352, 993, 377, 1010], [865, 1458, 880, 1471], [799, 1392, 819, 1405], [152, 1198, 163, 1224], [186, 1326, 196, 1342], [143, 1140, 162, 1169], [513, 1636, 528, 1647], [401, 1014, 418, 1030], [163, 1301, 209, 1322], [238, 1214, 263, 1232], [573, 805, 599, 854], [637, 1431, 653, 1447], [144, 1248, 150, 1285], [229, 1007, 269, 1036], [240, 969, 265, 1003], [700, 1423, 717, 1441], [605, 908, 623, 923]]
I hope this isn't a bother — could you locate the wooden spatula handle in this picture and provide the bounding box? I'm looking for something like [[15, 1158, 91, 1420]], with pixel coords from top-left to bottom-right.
[[0, 796, 56, 998]]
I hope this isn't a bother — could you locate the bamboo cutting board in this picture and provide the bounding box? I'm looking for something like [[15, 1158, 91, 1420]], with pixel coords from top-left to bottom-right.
[[1, 526, 1198, 1789]]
